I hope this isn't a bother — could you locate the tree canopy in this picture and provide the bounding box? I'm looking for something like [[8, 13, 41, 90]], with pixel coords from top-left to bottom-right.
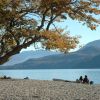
[[0, 0, 100, 64]]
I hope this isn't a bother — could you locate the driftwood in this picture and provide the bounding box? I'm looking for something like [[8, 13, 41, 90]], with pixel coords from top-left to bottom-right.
[[53, 78, 76, 83], [53, 78, 94, 84]]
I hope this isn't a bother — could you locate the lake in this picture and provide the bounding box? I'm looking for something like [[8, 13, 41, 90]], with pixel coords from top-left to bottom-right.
[[0, 69, 100, 84]]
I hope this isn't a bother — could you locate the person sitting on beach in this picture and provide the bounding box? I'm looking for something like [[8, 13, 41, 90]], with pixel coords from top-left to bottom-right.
[[79, 76, 83, 83], [83, 75, 89, 84]]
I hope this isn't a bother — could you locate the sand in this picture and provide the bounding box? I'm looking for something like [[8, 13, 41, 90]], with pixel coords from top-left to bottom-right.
[[0, 79, 100, 100]]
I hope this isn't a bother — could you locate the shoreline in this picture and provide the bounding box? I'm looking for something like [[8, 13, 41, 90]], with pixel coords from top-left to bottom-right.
[[0, 79, 100, 100]]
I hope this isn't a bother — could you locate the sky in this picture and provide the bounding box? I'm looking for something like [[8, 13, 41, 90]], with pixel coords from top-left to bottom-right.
[[22, 16, 100, 52], [61, 18, 100, 49]]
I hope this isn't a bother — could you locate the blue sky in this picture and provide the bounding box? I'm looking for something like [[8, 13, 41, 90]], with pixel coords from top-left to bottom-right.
[[63, 18, 100, 46], [22, 16, 100, 52]]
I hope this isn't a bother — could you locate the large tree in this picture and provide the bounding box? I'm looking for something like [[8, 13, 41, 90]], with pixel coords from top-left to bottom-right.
[[0, 0, 100, 64]]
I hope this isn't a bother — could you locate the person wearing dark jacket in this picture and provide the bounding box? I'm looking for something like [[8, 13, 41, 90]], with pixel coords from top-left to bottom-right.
[[83, 75, 89, 84], [79, 76, 83, 83]]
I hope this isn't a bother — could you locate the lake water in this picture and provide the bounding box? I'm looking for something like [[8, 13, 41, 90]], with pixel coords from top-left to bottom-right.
[[0, 69, 100, 84]]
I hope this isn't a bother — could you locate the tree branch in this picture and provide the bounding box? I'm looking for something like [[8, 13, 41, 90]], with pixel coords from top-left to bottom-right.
[[37, 8, 49, 31], [0, 36, 41, 65]]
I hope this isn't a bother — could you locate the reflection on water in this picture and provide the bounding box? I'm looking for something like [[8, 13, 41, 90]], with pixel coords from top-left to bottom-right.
[[0, 69, 100, 84]]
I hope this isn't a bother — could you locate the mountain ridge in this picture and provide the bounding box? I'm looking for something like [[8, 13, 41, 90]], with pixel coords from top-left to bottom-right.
[[1, 40, 100, 69], [2, 50, 60, 66]]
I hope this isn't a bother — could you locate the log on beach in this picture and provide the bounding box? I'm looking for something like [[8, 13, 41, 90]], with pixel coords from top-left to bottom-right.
[[53, 78, 76, 83]]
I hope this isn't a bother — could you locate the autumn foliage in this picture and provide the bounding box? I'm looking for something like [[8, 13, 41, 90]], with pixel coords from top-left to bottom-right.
[[0, 0, 100, 64]]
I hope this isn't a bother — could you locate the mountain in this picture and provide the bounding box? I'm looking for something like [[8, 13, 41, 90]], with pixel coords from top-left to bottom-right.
[[77, 54, 100, 68], [1, 40, 100, 69], [2, 50, 60, 66], [77, 40, 100, 55]]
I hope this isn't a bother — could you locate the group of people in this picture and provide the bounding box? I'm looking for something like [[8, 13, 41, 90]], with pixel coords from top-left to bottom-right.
[[76, 75, 93, 84]]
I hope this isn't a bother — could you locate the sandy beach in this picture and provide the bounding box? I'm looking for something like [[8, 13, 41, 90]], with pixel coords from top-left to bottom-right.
[[0, 79, 100, 100]]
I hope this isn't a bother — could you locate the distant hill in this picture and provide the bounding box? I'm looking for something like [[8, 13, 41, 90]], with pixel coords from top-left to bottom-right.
[[77, 54, 100, 68], [2, 50, 60, 66], [0, 40, 100, 69], [77, 40, 100, 55]]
